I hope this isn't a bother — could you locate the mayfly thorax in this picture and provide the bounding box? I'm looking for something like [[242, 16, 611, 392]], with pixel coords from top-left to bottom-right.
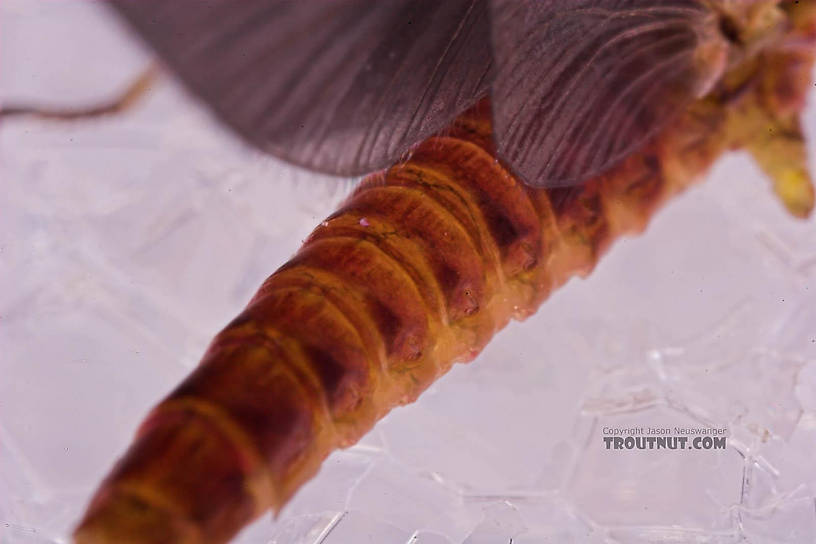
[[2, 1, 808, 543]]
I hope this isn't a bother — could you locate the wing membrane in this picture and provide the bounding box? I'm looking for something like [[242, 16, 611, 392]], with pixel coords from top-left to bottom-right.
[[490, 0, 727, 187], [109, 0, 492, 176]]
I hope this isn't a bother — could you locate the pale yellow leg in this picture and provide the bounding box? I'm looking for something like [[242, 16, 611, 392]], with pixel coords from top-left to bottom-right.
[[0, 63, 159, 122], [745, 113, 815, 219]]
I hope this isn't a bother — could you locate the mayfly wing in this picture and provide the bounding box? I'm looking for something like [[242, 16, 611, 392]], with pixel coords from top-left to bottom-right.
[[489, 0, 730, 188], [108, 0, 492, 176]]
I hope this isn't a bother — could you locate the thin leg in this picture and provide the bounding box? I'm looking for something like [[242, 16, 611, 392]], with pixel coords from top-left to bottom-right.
[[0, 63, 159, 121]]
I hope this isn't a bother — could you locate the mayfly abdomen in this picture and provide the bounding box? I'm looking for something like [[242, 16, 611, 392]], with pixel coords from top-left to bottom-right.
[[74, 93, 733, 543]]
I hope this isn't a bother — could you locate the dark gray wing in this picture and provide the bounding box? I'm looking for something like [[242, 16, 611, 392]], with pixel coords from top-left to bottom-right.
[[109, 0, 492, 176], [490, 0, 727, 187]]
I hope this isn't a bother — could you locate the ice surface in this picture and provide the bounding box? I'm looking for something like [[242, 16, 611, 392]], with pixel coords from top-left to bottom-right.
[[2, 2, 816, 543]]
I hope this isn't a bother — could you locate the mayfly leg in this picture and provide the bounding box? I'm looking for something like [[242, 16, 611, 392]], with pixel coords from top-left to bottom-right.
[[0, 62, 159, 122]]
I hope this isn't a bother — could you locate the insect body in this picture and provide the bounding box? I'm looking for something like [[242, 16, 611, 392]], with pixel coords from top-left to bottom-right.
[[72, 1, 816, 543]]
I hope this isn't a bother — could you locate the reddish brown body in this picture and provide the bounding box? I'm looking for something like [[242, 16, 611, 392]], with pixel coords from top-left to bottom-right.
[[69, 102, 730, 543], [74, 3, 816, 542]]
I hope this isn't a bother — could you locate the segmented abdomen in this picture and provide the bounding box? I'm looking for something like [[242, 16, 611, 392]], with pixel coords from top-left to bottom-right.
[[74, 99, 727, 544]]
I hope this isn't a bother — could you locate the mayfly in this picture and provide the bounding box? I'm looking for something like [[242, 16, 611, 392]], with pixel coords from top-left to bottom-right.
[[6, 1, 807, 543]]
